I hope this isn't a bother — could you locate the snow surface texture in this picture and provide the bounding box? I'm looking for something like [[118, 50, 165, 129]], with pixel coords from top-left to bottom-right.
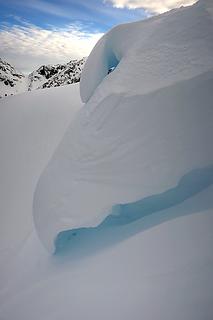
[[81, 0, 213, 102], [33, 0, 213, 252]]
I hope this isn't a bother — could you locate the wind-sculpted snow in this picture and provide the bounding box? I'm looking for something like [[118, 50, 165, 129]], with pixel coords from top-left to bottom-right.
[[1, 3, 213, 318], [33, 67, 213, 252], [80, 0, 213, 103], [33, 0, 213, 252], [55, 165, 213, 254]]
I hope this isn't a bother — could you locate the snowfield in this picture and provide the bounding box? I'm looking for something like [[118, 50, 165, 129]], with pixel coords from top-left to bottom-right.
[[1, 189, 213, 320], [0, 84, 82, 251], [0, 0, 213, 319], [34, 0, 213, 252]]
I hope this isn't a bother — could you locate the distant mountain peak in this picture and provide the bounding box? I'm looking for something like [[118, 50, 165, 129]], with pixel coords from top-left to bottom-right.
[[0, 58, 25, 98], [40, 58, 86, 90], [0, 57, 86, 98]]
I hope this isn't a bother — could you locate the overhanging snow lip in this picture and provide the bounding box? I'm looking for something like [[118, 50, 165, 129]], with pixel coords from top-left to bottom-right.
[[80, 28, 121, 103]]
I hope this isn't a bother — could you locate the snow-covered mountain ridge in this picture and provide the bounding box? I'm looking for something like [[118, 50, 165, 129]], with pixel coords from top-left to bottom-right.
[[0, 57, 86, 98], [28, 58, 86, 91], [0, 58, 26, 98]]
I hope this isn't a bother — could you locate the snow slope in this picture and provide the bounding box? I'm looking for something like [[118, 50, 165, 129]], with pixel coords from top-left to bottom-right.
[[0, 84, 82, 251], [0, 1, 213, 319], [0, 186, 213, 320], [33, 0, 213, 252]]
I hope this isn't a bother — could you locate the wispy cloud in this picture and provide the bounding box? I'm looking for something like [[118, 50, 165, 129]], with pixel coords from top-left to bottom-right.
[[105, 0, 197, 14], [0, 21, 103, 73], [26, 0, 73, 19]]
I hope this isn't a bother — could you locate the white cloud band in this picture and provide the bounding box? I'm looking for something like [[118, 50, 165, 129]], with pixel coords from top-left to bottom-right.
[[0, 22, 103, 73], [105, 0, 197, 13]]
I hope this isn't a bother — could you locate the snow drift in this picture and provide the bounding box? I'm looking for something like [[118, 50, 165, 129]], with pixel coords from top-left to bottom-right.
[[33, 0, 213, 252], [1, 2, 213, 319]]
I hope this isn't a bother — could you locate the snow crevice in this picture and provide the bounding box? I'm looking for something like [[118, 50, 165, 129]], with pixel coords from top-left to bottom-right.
[[54, 165, 213, 255]]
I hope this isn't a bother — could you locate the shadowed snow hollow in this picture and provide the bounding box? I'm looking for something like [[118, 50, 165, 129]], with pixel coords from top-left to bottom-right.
[[33, 0, 213, 252]]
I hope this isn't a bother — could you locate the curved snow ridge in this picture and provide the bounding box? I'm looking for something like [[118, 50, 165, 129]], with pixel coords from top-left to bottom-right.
[[33, 68, 213, 253], [33, 0, 213, 252], [80, 0, 213, 104], [54, 165, 213, 254]]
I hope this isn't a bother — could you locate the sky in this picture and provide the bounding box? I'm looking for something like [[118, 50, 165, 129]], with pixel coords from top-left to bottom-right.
[[0, 0, 196, 73]]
